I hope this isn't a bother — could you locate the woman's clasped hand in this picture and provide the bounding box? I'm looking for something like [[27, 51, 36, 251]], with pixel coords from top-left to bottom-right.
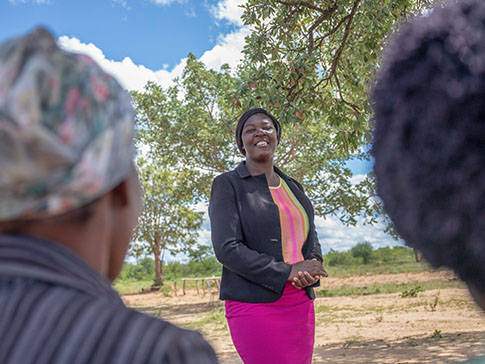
[[289, 259, 328, 289]]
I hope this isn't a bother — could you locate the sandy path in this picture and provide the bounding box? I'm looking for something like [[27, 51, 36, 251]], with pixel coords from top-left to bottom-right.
[[323, 270, 457, 288], [123, 270, 485, 363]]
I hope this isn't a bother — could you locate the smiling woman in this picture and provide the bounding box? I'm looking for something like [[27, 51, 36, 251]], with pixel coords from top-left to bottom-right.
[[209, 107, 327, 364], [240, 113, 280, 175]]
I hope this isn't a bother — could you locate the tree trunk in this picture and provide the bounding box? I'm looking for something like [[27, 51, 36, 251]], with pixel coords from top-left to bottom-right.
[[413, 248, 422, 262], [153, 238, 163, 286]]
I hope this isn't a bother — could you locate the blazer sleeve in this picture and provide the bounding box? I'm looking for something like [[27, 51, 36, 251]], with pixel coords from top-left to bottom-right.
[[209, 174, 292, 294], [308, 224, 323, 262], [307, 225, 323, 289]]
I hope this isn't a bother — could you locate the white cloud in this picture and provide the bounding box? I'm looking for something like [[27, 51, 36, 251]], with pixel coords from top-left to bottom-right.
[[316, 215, 402, 253], [57, 36, 186, 91], [199, 27, 249, 71], [197, 229, 212, 246], [350, 173, 367, 185], [194, 212, 400, 256], [211, 0, 246, 26], [56, 1, 251, 91], [149, 0, 186, 5], [57, 19, 248, 91], [112, 0, 129, 9], [184, 7, 196, 17]]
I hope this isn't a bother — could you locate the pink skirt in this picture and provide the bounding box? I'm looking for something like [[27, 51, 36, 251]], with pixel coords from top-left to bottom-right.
[[225, 282, 315, 364]]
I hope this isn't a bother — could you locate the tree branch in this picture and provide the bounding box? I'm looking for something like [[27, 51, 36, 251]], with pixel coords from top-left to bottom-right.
[[278, 134, 297, 167], [275, 0, 334, 13], [334, 73, 360, 114], [307, 2, 339, 53], [328, 0, 361, 81], [315, 10, 352, 47], [191, 77, 227, 173], [315, 203, 346, 216]]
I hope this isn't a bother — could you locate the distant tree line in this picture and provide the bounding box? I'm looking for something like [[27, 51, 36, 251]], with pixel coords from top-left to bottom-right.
[[118, 243, 415, 285], [326, 242, 414, 266]]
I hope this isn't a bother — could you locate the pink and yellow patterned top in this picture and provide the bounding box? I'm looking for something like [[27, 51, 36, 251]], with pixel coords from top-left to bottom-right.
[[269, 176, 309, 264]]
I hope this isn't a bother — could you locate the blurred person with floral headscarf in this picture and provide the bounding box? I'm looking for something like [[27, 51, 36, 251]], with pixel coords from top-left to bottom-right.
[[0, 27, 217, 364]]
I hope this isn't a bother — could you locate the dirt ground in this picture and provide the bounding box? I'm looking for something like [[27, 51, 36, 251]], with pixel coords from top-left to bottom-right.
[[123, 271, 485, 363]]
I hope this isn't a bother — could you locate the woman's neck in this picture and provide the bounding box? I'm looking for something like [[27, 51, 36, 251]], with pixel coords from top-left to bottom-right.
[[245, 159, 279, 187]]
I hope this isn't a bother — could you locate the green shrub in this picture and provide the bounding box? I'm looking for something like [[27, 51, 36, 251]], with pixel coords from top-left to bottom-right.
[[161, 284, 172, 297], [164, 257, 222, 281], [401, 286, 424, 298], [351, 242, 374, 264], [119, 257, 155, 281], [373, 247, 396, 263], [431, 330, 442, 340], [325, 250, 358, 266]]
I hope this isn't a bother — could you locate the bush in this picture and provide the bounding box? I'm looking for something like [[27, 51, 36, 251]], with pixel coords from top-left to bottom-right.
[[401, 286, 424, 298], [161, 284, 172, 297], [373, 247, 396, 263], [119, 257, 155, 281], [163, 257, 222, 281], [351, 242, 373, 264], [325, 250, 358, 266]]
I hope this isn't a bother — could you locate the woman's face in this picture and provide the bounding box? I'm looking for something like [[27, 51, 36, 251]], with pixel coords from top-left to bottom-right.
[[242, 113, 278, 163]]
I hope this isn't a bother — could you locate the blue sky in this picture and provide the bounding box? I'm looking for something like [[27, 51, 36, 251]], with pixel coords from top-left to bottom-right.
[[1, 0, 249, 91], [1, 0, 239, 70], [1, 0, 397, 256]]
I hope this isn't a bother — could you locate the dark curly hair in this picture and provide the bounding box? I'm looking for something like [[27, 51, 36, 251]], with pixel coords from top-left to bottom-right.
[[235, 108, 282, 156], [372, 0, 485, 293]]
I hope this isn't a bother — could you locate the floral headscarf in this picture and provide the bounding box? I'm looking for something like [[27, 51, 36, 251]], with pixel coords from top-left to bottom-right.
[[0, 27, 135, 221]]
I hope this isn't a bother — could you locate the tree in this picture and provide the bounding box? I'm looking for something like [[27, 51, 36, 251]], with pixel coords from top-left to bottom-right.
[[132, 159, 204, 286], [133, 56, 239, 198], [351, 241, 373, 264], [118, 257, 155, 281], [133, 55, 376, 225], [133, 1, 438, 229], [234, 0, 437, 225], [188, 244, 215, 262]]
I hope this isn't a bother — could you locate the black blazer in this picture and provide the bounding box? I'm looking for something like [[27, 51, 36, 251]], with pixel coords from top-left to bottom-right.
[[208, 162, 323, 303]]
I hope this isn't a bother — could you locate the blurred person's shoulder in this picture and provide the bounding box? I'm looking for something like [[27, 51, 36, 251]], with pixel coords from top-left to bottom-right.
[[0, 235, 218, 364], [94, 300, 219, 364], [0, 275, 218, 364]]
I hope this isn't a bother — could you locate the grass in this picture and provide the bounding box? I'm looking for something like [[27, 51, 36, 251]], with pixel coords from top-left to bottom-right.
[[193, 307, 227, 326], [113, 279, 154, 295], [316, 279, 465, 298], [180, 306, 228, 334], [114, 277, 218, 295], [114, 250, 440, 295], [114, 265, 453, 297], [326, 260, 438, 278]]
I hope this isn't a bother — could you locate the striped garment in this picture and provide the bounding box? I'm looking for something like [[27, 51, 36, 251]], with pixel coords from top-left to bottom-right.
[[269, 176, 309, 264], [0, 235, 218, 364]]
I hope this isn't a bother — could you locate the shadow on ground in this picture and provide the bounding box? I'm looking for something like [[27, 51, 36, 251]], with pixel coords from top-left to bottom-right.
[[134, 301, 224, 318], [218, 331, 485, 364]]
